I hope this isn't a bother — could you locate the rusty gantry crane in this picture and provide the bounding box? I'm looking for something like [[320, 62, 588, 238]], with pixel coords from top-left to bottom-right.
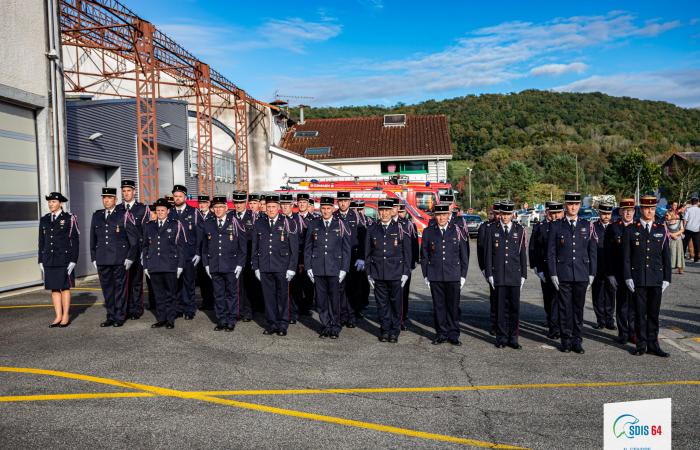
[[58, 0, 265, 203]]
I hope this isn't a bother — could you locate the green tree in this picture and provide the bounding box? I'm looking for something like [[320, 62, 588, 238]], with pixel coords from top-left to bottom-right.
[[604, 149, 661, 198]]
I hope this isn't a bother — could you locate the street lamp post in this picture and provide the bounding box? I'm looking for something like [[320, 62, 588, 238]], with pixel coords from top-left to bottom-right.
[[467, 167, 473, 210]]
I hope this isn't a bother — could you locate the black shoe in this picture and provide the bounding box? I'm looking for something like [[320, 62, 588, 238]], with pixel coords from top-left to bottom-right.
[[388, 336, 398, 343], [507, 342, 522, 350], [495, 343, 506, 349], [289, 319, 297, 325], [329, 332, 339, 340], [432, 337, 447, 345], [606, 323, 617, 330], [151, 321, 167, 328], [176, 312, 184, 318], [354, 312, 364, 319], [345, 323, 356, 329], [184, 314, 194, 320], [128, 314, 141, 320], [448, 338, 462, 346], [649, 348, 669, 358], [112, 322, 124, 327], [572, 345, 585, 354], [379, 334, 389, 342], [100, 320, 115, 327], [489, 329, 496, 336], [49, 322, 61, 328], [592, 323, 604, 330], [631, 348, 646, 356], [58, 321, 71, 328], [241, 317, 252, 322], [224, 325, 235, 332], [214, 324, 226, 331], [616, 335, 629, 344], [400, 324, 408, 331], [165, 322, 175, 329], [319, 330, 329, 339], [560, 345, 571, 353], [263, 329, 276, 335], [277, 330, 287, 336]]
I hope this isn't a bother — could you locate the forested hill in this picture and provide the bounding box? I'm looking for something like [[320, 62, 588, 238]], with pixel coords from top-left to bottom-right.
[[289, 90, 700, 207]]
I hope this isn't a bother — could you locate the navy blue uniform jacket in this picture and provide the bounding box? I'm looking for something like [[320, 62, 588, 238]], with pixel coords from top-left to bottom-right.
[[90, 208, 139, 265], [251, 215, 299, 273], [142, 217, 186, 272], [38, 210, 80, 267], [622, 220, 671, 287], [420, 223, 469, 282], [546, 218, 597, 282], [304, 216, 351, 276]]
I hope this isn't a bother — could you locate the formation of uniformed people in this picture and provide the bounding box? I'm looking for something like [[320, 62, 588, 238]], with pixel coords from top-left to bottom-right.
[[38, 185, 673, 356]]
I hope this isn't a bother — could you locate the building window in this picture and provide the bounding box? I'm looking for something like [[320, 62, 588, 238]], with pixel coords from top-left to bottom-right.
[[381, 160, 428, 174]]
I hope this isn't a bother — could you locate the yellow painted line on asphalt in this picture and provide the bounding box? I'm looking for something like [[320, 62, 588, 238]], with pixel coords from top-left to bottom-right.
[[692, 337, 700, 343], [0, 392, 153, 402], [0, 302, 103, 309], [72, 287, 104, 291], [0, 367, 524, 449]]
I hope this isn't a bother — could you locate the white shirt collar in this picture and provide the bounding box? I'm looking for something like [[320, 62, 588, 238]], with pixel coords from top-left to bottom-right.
[[640, 218, 653, 228], [125, 200, 135, 208]]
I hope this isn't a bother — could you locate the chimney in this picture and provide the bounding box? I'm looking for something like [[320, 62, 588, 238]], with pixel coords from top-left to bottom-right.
[[299, 104, 309, 125]]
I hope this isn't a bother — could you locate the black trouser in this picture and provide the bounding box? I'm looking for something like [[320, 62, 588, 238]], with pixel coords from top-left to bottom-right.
[[615, 279, 635, 339], [683, 229, 699, 261], [146, 275, 156, 310], [634, 286, 663, 351], [261, 272, 289, 332], [401, 273, 412, 321], [197, 263, 214, 309], [290, 268, 314, 315], [97, 264, 127, 324], [212, 271, 238, 327], [374, 279, 402, 337], [489, 285, 497, 332], [316, 275, 341, 334], [125, 255, 145, 317], [592, 274, 616, 326], [429, 281, 461, 340], [557, 281, 588, 347], [347, 264, 368, 317], [496, 285, 520, 345], [339, 278, 354, 326], [150, 272, 177, 323], [176, 260, 197, 315], [540, 280, 558, 335], [242, 266, 263, 313]]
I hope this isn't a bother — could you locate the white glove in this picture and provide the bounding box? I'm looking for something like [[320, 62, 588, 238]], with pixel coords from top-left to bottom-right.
[[537, 272, 546, 282], [520, 277, 525, 290], [368, 276, 375, 289], [205, 266, 211, 278], [354, 259, 365, 271], [286, 270, 295, 282], [255, 269, 261, 280], [607, 276, 618, 290], [488, 276, 495, 289], [588, 275, 594, 286], [400, 274, 408, 287], [234, 265, 242, 279], [124, 259, 133, 270], [424, 277, 430, 287], [551, 275, 560, 291], [192, 255, 201, 266], [625, 279, 635, 293], [460, 277, 466, 289], [339, 270, 347, 283], [144, 268, 150, 279], [662, 280, 670, 293], [92, 260, 97, 269], [39, 262, 44, 273], [177, 267, 183, 278], [67, 262, 76, 275], [307, 269, 314, 283]]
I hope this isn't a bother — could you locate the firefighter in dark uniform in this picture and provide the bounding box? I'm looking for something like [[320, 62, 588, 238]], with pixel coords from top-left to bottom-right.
[[398, 202, 419, 330], [529, 201, 564, 339], [114, 180, 149, 320], [485, 201, 528, 349], [420, 203, 469, 345], [196, 195, 215, 311], [290, 193, 317, 317], [228, 191, 257, 321], [39, 192, 80, 328], [203, 195, 247, 332], [478, 202, 500, 335], [547, 192, 597, 353], [591, 202, 616, 330], [605, 198, 637, 344], [365, 199, 412, 343], [353, 200, 371, 315], [169, 185, 201, 320], [142, 198, 186, 329], [252, 194, 299, 336], [623, 195, 671, 357], [279, 193, 301, 323], [305, 196, 351, 339], [335, 191, 366, 328], [90, 187, 139, 327], [144, 204, 158, 311]]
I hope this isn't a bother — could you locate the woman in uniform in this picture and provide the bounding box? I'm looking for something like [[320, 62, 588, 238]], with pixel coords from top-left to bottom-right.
[[38, 192, 80, 327]]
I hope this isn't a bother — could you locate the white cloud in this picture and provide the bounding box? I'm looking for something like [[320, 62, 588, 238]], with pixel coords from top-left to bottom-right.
[[358, 0, 384, 9], [530, 62, 588, 76], [554, 70, 700, 108], [279, 11, 681, 104]]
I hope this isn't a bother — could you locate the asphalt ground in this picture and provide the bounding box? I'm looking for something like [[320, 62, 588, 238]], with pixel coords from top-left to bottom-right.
[[1, 242, 699, 449]]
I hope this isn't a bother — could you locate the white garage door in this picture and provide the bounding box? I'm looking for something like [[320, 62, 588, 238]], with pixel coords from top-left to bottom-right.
[[158, 147, 174, 196], [68, 161, 108, 277], [0, 102, 41, 292]]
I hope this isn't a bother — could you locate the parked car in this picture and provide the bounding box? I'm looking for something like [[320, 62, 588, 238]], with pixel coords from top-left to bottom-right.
[[579, 208, 599, 222], [462, 214, 483, 238]]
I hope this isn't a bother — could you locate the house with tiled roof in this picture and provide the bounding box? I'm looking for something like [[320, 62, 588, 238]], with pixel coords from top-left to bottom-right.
[[279, 114, 453, 182]]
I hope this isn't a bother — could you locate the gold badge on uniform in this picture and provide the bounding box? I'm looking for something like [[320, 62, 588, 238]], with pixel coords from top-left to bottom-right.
[[59, 220, 65, 225]]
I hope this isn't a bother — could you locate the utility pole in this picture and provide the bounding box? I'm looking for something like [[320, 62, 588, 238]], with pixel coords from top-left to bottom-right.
[[467, 167, 473, 210], [635, 166, 642, 203], [575, 153, 579, 192]]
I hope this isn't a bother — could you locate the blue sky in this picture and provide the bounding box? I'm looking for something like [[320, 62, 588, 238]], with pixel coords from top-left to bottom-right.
[[134, 0, 699, 107]]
